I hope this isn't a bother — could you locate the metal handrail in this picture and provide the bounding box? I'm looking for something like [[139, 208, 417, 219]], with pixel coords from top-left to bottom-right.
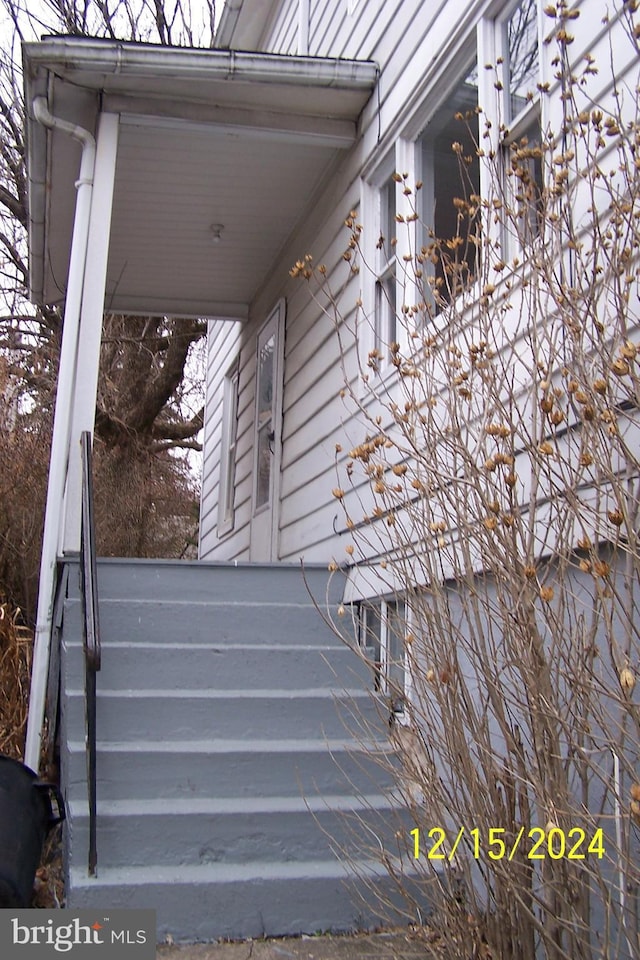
[[80, 430, 101, 876]]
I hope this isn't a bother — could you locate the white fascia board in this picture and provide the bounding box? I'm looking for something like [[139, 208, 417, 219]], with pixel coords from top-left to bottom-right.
[[116, 107, 357, 149], [106, 295, 250, 322]]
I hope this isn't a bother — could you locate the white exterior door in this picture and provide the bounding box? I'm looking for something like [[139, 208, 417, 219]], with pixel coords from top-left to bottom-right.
[[250, 301, 285, 561]]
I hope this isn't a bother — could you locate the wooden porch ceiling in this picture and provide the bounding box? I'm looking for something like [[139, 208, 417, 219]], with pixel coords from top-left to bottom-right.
[[23, 38, 378, 320]]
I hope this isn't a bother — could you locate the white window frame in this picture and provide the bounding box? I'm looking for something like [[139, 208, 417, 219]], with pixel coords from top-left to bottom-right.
[[414, 50, 480, 316], [361, 143, 418, 381], [217, 358, 240, 537], [493, 0, 545, 255]]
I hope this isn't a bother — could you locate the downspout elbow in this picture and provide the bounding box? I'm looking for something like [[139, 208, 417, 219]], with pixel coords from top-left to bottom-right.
[[33, 96, 96, 186]]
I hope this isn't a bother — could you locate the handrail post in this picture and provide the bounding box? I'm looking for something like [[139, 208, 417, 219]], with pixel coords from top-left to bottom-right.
[[80, 431, 101, 876]]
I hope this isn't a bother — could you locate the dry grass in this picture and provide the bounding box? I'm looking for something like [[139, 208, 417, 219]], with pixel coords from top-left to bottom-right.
[[0, 601, 31, 760]]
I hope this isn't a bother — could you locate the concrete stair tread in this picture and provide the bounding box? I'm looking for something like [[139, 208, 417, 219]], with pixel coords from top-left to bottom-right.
[[69, 857, 395, 886], [66, 688, 373, 699], [69, 793, 401, 817], [67, 737, 393, 753], [65, 641, 351, 651]]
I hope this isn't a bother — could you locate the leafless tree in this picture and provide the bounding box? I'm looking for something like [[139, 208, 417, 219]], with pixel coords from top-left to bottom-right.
[[0, 0, 217, 616]]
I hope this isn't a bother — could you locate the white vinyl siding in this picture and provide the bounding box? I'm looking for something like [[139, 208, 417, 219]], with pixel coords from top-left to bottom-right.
[[266, 0, 299, 53]]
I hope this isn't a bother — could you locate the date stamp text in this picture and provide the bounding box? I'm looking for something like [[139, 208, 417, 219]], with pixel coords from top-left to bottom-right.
[[410, 826, 605, 862]]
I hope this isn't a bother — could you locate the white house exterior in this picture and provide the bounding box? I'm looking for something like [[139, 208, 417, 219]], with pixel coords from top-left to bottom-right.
[[199, 0, 640, 570], [21, 0, 640, 949]]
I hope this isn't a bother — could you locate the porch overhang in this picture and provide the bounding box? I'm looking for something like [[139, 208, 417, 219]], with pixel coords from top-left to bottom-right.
[[23, 37, 377, 320]]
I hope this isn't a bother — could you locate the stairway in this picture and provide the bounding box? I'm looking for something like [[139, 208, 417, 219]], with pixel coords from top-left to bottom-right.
[[58, 559, 408, 942]]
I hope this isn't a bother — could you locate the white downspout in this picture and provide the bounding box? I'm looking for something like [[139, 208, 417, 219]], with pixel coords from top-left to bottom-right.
[[25, 98, 96, 773]]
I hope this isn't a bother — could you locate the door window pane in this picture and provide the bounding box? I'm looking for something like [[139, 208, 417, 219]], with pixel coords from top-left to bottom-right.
[[255, 333, 274, 510]]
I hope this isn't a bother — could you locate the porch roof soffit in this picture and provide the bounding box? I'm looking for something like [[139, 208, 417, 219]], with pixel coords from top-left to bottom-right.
[[23, 37, 378, 320]]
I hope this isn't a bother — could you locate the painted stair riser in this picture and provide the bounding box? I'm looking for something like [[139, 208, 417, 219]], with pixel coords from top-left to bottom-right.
[[63, 743, 399, 804], [63, 691, 386, 741], [66, 862, 410, 942], [62, 599, 355, 648], [62, 641, 371, 691], [67, 560, 347, 607], [67, 801, 408, 869]]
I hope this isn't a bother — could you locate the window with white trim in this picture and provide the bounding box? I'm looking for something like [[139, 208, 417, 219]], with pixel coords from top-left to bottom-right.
[[217, 360, 239, 536], [496, 0, 544, 249], [375, 168, 398, 353], [359, 596, 408, 716], [417, 56, 480, 311]]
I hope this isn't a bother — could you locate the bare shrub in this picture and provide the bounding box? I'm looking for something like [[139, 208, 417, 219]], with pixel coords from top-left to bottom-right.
[[0, 602, 31, 760], [295, 6, 640, 958], [92, 438, 199, 559]]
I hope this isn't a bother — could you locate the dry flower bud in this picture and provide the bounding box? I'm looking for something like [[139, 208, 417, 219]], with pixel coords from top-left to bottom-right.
[[620, 668, 636, 693], [612, 358, 630, 377], [594, 561, 611, 578]]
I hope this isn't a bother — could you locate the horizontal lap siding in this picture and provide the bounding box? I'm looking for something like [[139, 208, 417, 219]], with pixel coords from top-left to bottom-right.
[[267, 0, 299, 53], [199, 319, 255, 560]]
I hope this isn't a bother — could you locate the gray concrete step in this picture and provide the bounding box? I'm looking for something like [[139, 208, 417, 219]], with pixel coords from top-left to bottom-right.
[[66, 558, 347, 606], [63, 641, 371, 690], [68, 794, 407, 869], [67, 858, 407, 942], [64, 738, 398, 803], [62, 598, 354, 648], [63, 688, 384, 741]]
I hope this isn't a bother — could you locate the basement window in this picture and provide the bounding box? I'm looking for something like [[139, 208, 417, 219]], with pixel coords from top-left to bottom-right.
[[359, 597, 407, 715]]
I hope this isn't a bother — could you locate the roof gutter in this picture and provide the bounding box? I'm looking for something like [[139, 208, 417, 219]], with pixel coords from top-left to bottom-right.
[[25, 97, 96, 773], [23, 39, 378, 90]]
